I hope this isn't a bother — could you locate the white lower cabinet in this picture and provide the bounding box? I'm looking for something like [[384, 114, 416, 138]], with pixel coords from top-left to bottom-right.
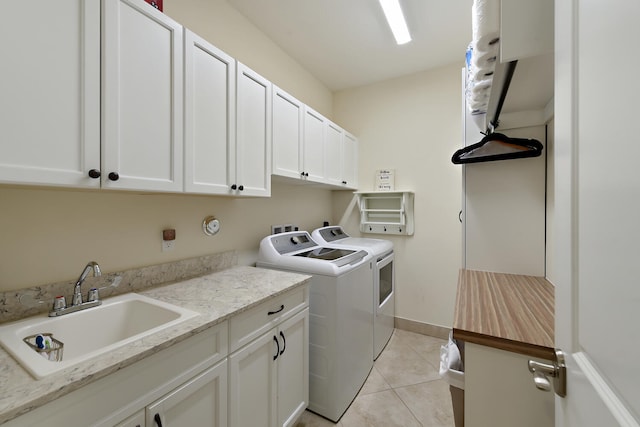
[[276, 309, 309, 427], [114, 360, 228, 427], [464, 343, 554, 427], [146, 360, 228, 427], [3, 322, 228, 427], [4, 285, 310, 427], [228, 285, 310, 427], [229, 308, 309, 427], [114, 410, 145, 427]]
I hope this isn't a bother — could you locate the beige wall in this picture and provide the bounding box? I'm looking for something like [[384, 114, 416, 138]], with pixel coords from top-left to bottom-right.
[[164, 0, 333, 118], [332, 64, 463, 329], [0, 183, 332, 291]]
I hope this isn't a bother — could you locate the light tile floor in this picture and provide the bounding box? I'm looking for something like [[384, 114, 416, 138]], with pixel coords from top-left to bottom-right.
[[295, 329, 455, 427]]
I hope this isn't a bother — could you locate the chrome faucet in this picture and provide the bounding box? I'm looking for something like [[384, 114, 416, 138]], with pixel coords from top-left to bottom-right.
[[72, 261, 102, 305], [49, 261, 103, 317]]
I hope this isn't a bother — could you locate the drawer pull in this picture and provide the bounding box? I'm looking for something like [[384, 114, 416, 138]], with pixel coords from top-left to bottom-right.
[[273, 335, 280, 360], [279, 331, 286, 355], [268, 304, 284, 316]]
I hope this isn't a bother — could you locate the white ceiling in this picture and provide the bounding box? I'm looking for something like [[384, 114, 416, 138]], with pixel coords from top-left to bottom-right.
[[226, 0, 474, 91]]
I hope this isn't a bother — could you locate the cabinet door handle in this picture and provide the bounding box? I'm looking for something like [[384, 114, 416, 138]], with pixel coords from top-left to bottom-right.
[[268, 304, 284, 315], [108, 172, 119, 181], [238, 185, 244, 191], [459, 210, 463, 223], [231, 184, 237, 190], [154, 413, 163, 427], [88, 169, 101, 179], [279, 331, 286, 356], [273, 335, 280, 360]]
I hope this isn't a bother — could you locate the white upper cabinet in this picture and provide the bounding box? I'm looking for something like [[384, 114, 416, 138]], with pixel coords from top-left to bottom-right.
[[102, 0, 184, 192], [272, 88, 358, 190], [324, 122, 343, 187], [0, 1, 356, 196], [302, 107, 326, 183], [234, 63, 272, 197], [184, 30, 236, 195], [0, 0, 101, 188], [272, 86, 304, 180], [342, 131, 359, 189]]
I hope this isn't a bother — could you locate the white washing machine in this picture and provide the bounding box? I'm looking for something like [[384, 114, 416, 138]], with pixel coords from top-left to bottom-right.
[[257, 231, 373, 422], [312, 226, 395, 359]]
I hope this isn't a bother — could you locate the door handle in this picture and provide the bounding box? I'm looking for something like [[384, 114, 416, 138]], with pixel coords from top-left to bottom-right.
[[528, 348, 566, 397]]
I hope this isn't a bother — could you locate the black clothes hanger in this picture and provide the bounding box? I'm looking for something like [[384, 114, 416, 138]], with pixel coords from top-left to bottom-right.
[[451, 132, 543, 164]]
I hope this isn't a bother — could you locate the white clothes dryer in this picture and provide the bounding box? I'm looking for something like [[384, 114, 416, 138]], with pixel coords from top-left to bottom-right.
[[312, 226, 395, 359]]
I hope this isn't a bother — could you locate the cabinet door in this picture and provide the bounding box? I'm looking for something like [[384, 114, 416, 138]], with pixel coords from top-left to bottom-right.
[[342, 132, 359, 189], [114, 410, 145, 427], [0, 0, 100, 188], [277, 308, 309, 427], [102, 0, 184, 192], [272, 86, 304, 180], [229, 330, 278, 427], [302, 107, 326, 183], [235, 63, 272, 197], [324, 122, 343, 187], [184, 30, 235, 194], [146, 360, 228, 427]]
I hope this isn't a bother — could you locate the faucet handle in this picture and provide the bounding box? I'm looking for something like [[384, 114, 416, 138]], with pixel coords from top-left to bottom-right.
[[53, 296, 67, 311], [87, 288, 100, 302]]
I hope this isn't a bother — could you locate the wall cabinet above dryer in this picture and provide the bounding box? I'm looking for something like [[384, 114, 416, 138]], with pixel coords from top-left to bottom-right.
[[272, 88, 358, 190]]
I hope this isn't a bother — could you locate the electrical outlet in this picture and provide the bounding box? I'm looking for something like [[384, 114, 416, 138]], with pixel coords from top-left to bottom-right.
[[162, 240, 175, 252]]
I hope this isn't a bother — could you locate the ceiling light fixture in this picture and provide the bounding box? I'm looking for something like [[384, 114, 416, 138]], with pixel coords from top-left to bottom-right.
[[378, 0, 412, 45]]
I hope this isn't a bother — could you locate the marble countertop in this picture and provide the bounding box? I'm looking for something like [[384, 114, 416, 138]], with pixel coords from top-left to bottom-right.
[[453, 269, 555, 360], [0, 266, 311, 425]]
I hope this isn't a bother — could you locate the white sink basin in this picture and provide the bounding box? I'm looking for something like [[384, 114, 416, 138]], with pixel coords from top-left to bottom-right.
[[0, 293, 199, 379]]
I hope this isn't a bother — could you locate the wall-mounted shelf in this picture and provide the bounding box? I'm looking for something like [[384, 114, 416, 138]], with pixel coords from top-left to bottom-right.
[[356, 191, 414, 235]]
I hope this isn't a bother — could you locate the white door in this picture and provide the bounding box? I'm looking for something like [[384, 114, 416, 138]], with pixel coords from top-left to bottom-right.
[[0, 0, 100, 188], [228, 329, 278, 427], [302, 107, 326, 183], [272, 86, 304, 180], [277, 308, 309, 427], [554, 0, 640, 425], [324, 121, 343, 187], [235, 63, 272, 197], [342, 132, 359, 189], [184, 29, 235, 194], [102, 0, 184, 192], [146, 361, 228, 426]]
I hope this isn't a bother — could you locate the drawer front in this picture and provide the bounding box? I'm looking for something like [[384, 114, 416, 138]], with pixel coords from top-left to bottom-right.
[[229, 284, 308, 353]]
